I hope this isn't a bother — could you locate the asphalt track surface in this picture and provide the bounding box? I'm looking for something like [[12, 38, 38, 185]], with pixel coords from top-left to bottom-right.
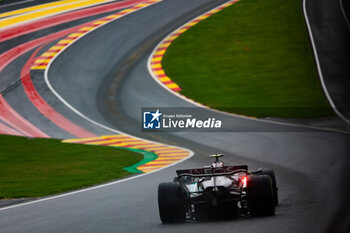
[[0, 0, 349, 232], [305, 0, 350, 121]]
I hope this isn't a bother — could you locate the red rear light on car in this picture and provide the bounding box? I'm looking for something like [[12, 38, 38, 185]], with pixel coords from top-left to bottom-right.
[[240, 176, 247, 188]]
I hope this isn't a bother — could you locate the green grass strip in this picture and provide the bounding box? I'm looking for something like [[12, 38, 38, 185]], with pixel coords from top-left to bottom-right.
[[163, 0, 333, 118], [123, 147, 158, 173], [0, 135, 143, 198]]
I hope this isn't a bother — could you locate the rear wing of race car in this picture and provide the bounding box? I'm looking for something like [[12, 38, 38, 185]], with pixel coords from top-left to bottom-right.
[[176, 165, 248, 178]]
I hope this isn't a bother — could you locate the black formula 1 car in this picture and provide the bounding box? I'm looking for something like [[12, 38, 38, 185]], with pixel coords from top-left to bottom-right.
[[158, 154, 278, 223]]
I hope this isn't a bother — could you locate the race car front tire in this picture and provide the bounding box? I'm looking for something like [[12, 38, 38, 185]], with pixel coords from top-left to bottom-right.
[[158, 182, 187, 223], [247, 175, 275, 216]]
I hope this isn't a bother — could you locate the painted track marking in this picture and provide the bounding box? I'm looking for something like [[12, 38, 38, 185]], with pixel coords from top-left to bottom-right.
[[0, 0, 117, 30], [0, 18, 111, 137], [0, 94, 49, 137], [0, 1, 151, 136], [31, 0, 162, 70], [64, 135, 192, 173], [0, 119, 25, 136], [0, 0, 147, 42], [0, 0, 88, 18], [22, 44, 96, 138], [0, 0, 35, 9]]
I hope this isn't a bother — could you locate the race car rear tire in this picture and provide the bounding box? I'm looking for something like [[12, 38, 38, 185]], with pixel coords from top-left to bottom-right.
[[259, 169, 278, 206], [158, 182, 187, 223], [247, 175, 275, 216]]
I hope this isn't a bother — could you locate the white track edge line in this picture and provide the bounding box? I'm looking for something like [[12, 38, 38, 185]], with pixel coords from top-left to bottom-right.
[[146, 0, 350, 134]]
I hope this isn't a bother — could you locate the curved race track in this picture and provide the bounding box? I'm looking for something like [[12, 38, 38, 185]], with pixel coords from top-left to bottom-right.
[[0, 0, 349, 232]]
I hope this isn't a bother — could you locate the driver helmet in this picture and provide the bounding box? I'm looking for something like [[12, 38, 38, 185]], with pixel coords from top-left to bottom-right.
[[212, 161, 224, 168]]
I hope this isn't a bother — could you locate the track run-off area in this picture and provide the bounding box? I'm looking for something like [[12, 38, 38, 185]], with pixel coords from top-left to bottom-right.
[[0, 0, 349, 233]]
